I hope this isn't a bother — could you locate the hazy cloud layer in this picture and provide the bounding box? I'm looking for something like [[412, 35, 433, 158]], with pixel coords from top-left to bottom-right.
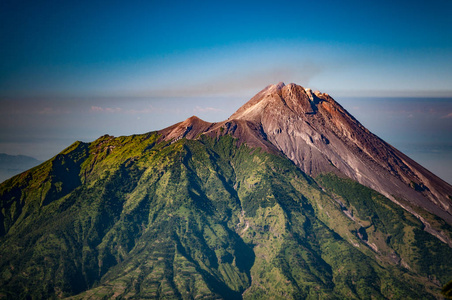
[[137, 63, 324, 98], [442, 112, 452, 119], [1, 95, 451, 184], [193, 106, 224, 113], [0, 95, 244, 160]]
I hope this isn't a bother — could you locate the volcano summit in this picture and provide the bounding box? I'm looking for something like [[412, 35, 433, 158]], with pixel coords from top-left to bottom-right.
[[0, 83, 451, 299]]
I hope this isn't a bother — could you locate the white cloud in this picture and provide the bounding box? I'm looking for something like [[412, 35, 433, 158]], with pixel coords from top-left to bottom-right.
[[90, 106, 103, 112], [38, 107, 70, 115], [126, 106, 156, 114], [193, 106, 223, 113], [105, 107, 122, 113], [137, 63, 324, 98], [90, 106, 122, 113]]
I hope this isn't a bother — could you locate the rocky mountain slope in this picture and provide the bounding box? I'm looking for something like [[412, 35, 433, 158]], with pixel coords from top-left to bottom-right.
[[0, 83, 451, 299]]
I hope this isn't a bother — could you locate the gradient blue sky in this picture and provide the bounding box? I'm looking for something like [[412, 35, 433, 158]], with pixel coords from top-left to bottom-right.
[[0, 0, 452, 183], [1, 0, 451, 97]]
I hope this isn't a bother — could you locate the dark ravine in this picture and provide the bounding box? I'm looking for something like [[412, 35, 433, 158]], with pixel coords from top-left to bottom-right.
[[0, 82, 451, 299]]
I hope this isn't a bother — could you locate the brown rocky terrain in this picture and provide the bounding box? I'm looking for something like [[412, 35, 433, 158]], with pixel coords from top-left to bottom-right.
[[160, 82, 452, 243]]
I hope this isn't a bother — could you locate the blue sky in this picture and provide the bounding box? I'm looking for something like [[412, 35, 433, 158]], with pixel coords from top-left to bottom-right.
[[1, 0, 451, 97], [0, 0, 451, 183]]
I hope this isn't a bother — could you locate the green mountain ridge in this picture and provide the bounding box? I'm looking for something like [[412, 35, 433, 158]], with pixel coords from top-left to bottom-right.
[[0, 132, 451, 299]]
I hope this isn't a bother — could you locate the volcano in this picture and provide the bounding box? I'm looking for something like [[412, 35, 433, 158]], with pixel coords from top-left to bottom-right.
[[0, 83, 451, 299]]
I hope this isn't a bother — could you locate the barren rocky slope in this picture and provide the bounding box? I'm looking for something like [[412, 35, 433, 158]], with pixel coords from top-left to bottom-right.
[[162, 82, 452, 241]]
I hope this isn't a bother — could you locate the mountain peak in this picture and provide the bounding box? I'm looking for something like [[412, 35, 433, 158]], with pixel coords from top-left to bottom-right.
[[274, 81, 286, 90], [159, 115, 213, 142], [230, 82, 319, 121], [159, 82, 452, 228], [229, 82, 452, 227]]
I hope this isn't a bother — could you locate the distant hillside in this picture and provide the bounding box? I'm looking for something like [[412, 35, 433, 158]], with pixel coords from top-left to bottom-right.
[[0, 153, 41, 183]]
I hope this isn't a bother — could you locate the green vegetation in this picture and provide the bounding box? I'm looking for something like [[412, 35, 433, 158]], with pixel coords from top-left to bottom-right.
[[0, 133, 450, 299], [316, 173, 452, 284]]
